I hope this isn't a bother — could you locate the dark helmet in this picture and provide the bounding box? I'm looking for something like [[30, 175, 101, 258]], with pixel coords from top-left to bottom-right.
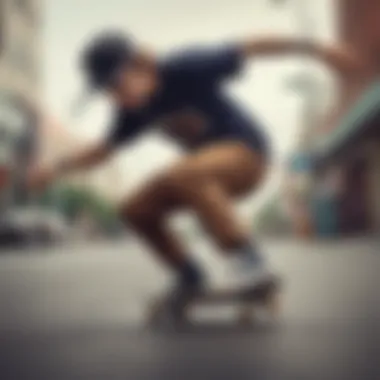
[[80, 30, 135, 90]]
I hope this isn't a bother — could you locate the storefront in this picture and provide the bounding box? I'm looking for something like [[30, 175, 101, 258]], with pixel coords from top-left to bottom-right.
[[307, 0, 380, 237], [313, 80, 380, 236], [284, 153, 315, 237]]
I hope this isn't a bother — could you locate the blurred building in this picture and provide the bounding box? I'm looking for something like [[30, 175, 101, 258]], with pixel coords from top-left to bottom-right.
[[312, 0, 380, 236], [0, 0, 41, 208]]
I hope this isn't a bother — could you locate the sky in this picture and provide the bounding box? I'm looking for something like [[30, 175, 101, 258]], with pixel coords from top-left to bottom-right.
[[42, 0, 335, 213]]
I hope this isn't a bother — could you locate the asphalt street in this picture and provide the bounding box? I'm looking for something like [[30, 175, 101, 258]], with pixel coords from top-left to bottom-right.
[[0, 238, 379, 380]]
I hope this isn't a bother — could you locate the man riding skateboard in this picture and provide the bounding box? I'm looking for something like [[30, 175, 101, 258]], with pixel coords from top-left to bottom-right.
[[28, 30, 364, 316]]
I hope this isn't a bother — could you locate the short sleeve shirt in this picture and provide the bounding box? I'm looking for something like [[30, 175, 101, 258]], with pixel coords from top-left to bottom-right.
[[106, 44, 269, 155]]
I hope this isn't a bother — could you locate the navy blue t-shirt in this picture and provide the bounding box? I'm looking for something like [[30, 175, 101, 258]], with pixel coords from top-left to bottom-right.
[[106, 44, 270, 156]]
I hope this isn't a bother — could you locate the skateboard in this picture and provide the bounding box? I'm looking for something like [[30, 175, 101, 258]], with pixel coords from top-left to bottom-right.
[[147, 276, 282, 328]]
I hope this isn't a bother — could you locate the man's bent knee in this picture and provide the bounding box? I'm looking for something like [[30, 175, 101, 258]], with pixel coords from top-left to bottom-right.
[[159, 167, 207, 199], [119, 199, 160, 231]]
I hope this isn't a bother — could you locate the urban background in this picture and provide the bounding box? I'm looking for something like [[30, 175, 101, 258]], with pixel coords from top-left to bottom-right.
[[256, 0, 380, 240], [1, 0, 380, 250], [0, 2, 379, 377], [0, 0, 123, 247]]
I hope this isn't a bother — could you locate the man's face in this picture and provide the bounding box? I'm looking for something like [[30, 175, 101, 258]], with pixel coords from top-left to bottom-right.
[[107, 58, 158, 109]]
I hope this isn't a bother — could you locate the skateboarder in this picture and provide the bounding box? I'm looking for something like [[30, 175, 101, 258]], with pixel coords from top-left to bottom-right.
[[28, 30, 363, 312]]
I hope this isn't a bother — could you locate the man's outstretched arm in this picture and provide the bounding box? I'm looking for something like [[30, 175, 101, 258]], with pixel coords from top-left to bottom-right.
[[239, 36, 367, 77], [28, 143, 113, 191], [55, 144, 112, 175]]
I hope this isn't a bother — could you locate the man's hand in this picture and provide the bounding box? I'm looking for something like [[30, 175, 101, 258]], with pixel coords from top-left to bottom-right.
[[27, 165, 58, 193], [240, 37, 368, 77], [27, 144, 113, 194], [312, 43, 367, 77]]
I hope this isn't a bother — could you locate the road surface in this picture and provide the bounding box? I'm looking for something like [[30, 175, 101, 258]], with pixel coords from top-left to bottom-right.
[[0, 238, 379, 379]]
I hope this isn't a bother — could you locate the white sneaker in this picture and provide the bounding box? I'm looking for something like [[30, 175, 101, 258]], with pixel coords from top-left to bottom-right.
[[226, 255, 274, 291]]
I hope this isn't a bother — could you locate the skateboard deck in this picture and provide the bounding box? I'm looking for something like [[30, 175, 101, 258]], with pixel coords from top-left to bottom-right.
[[147, 276, 282, 328]]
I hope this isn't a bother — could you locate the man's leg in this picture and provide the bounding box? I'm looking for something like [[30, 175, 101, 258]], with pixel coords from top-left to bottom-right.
[[120, 176, 203, 287], [120, 141, 268, 291], [160, 141, 266, 257], [157, 141, 270, 288]]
